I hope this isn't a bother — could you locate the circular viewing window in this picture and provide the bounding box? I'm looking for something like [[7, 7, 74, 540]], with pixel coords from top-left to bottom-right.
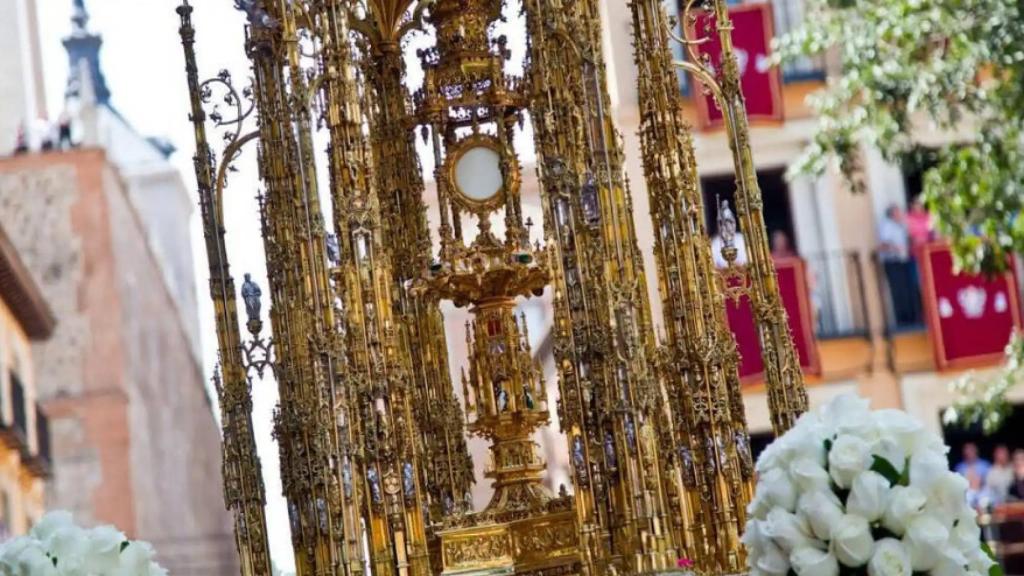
[[454, 145, 503, 203]]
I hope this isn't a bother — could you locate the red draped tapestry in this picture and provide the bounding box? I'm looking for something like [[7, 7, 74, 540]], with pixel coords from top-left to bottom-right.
[[722, 257, 821, 384], [687, 2, 784, 130], [919, 243, 1022, 370]]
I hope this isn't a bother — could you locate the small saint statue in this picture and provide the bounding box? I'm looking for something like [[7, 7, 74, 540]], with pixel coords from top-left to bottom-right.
[[523, 387, 535, 410], [402, 462, 415, 498], [233, 0, 276, 27], [604, 432, 618, 469], [717, 196, 737, 248], [367, 467, 382, 503], [572, 436, 585, 470], [241, 273, 262, 323], [494, 381, 509, 413], [326, 233, 341, 265]]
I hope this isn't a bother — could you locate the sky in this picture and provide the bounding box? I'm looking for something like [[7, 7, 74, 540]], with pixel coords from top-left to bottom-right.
[[34, 1, 534, 572]]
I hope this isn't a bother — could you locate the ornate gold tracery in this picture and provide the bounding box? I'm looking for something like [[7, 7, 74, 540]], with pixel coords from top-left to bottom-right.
[[175, 0, 807, 573]]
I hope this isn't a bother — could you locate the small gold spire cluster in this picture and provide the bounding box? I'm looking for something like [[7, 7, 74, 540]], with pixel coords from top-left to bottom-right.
[[176, 0, 808, 573]]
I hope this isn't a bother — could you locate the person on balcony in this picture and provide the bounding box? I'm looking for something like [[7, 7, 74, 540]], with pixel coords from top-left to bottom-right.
[[989, 445, 1015, 504], [1008, 449, 1024, 501], [770, 230, 797, 260], [878, 204, 921, 326]]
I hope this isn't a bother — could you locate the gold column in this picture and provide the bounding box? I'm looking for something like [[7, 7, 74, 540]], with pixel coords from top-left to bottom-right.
[[243, 3, 357, 573], [355, 12, 476, 521], [311, 1, 432, 574], [524, 0, 677, 571], [696, 0, 809, 434], [176, 4, 272, 575], [628, 0, 755, 572]]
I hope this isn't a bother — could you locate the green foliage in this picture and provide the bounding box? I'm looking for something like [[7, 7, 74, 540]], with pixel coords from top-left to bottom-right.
[[943, 331, 1024, 434], [773, 0, 1024, 273]]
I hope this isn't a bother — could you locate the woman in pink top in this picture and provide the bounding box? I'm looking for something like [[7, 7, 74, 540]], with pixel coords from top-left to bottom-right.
[[906, 197, 934, 254]]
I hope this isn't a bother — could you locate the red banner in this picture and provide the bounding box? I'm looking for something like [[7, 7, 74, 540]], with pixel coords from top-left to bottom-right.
[[723, 258, 821, 383], [920, 243, 1022, 370], [688, 3, 784, 130]]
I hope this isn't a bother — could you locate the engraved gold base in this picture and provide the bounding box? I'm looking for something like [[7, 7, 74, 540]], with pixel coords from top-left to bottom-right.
[[438, 507, 582, 576]]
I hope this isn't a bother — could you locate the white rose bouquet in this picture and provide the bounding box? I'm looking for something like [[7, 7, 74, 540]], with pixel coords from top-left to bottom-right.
[[0, 511, 167, 576], [743, 393, 1003, 576]]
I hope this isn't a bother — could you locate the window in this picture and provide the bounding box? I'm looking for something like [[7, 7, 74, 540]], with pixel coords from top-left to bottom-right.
[[674, 0, 823, 96], [701, 168, 797, 253]]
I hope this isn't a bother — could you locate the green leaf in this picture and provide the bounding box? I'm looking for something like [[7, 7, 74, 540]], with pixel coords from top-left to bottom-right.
[[120, 541, 130, 553], [870, 455, 902, 486], [981, 542, 1005, 576]]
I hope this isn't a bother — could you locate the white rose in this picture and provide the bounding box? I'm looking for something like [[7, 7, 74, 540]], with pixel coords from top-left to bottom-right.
[[46, 523, 90, 573], [847, 471, 890, 522], [85, 524, 127, 573], [755, 538, 791, 576], [148, 561, 170, 576], [949, 511, 982, 552], [882, 485, 927, 535], [830, 514, 873, 567], [867, 538, 911, 576], [823, 393, 872, 436], [759, 468, 798, 512], [965, 546, 996, 574], [790, 546, 839, 576], [748, 491, 772, 520], [114, 540, 159, 576], [828, 434, 872, 489], [929, 472, 971, 522], [764, 507, 817, 553], [902, 515, 949, 571], [742, 518, 768, 557], [790, 457, 831, 493], [797, 491, 844, 541], [908, 450, 949, 494], [870, 438, 906, 475], [757, 441, 788, 474], [29, 511, 75, 543], [931, 548, 968, 576], [4, 539, 58, 576], [875, 409, 945, 455]]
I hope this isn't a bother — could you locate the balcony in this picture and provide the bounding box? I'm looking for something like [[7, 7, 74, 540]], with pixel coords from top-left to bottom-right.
[[0, 372, 50, 477], [801, 251, 874, 382]]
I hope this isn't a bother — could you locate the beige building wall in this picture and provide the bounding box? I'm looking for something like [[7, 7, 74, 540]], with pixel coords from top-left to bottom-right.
[[0, 0, 47, 152], [0, 299, 46, 537], [0, 150, 237, 573]]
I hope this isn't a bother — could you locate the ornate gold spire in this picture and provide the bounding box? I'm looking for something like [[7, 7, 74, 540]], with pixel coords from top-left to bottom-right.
[[628, 0, 754, 571], [177, 5, 272, 575], [311, 1, 432, 573], [353, 0, 477, 526], [241, 3, 361, 572], [677, 0, 809, 434], [524, 0, 678, 571]]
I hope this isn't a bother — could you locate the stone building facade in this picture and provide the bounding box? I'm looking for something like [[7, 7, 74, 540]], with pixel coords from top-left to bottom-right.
[[0, 0, 238, 572], [0, 149, 237, 574]]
